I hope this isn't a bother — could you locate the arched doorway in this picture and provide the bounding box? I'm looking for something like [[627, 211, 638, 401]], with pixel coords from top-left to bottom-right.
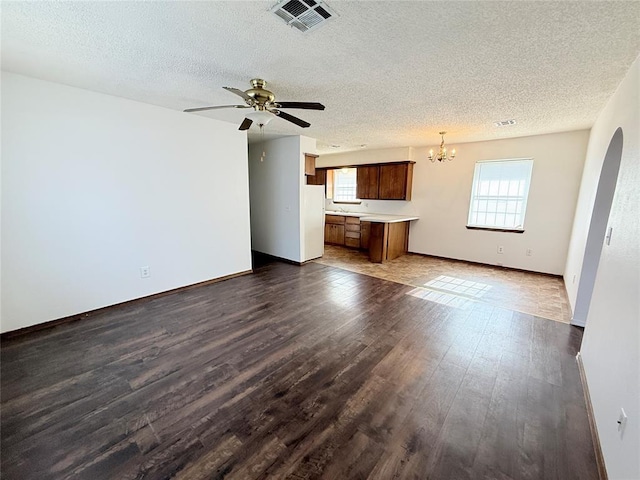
[[572, 127, 624, 326]]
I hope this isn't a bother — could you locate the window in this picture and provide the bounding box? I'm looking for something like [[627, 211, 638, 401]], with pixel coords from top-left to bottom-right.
[[332, 167, 358, 202], [467, 158, 533, 231]]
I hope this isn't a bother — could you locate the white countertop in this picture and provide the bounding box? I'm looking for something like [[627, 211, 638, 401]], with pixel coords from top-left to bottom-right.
[[360, 214, 419, 223], [325, 210, 364, 218], [325, 211, 419, 223]]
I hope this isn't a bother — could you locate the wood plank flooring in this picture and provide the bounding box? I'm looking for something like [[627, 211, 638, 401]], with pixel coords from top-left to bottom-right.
[[315, 245, 573, 323], [0, 259, 598, 479]]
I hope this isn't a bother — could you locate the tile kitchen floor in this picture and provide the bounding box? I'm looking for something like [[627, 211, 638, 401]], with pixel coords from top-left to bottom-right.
[[313, 245, 572, 323]]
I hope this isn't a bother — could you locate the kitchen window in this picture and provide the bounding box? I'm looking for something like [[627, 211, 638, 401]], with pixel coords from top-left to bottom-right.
[[467, 158, 533, 232], [332, 167, 358, 202]]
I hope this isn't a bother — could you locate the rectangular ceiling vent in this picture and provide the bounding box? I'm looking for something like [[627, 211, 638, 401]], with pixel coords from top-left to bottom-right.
[[494, 119, 517, 127], [270, 0, 336, 33]]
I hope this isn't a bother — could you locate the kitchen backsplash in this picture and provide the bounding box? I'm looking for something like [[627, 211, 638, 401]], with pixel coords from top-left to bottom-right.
[[325, 198, 419, 216]]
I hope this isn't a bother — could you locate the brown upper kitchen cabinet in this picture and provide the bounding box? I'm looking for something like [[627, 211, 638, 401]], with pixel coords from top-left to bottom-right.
[[379, 162, 414, 200], [354, 161, 414, 200], [304, 153, 319, 176], [307, 168, 326, 186], [356, 166, 380, 200]]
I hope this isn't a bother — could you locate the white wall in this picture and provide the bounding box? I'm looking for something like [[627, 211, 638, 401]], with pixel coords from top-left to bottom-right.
[[576, 57, 639, 479], [318, 146, 415, 168], [320, 132, 588, 274], [248, 136, 303, 262], [1, 72, 252, 333]]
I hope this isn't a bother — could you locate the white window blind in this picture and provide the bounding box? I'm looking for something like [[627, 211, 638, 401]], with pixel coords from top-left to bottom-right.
[[333, 168, 357, 201], [467, 159, 533, 230]]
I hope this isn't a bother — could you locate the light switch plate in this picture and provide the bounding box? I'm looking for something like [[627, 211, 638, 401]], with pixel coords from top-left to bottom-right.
[[617, 408, 628, 438]]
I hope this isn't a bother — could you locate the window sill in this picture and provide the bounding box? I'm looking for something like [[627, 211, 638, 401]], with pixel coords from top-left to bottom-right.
[[466, 226, 525, 233], [332, 200, 362, 205]]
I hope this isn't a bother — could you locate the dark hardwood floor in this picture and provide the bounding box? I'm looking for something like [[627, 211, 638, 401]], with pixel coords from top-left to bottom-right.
[[1, 258, 598, 479]]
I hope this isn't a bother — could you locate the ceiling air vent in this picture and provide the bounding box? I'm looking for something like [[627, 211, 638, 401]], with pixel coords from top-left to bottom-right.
[[270, 0, 336, 33], [494, 119, 517, 127]]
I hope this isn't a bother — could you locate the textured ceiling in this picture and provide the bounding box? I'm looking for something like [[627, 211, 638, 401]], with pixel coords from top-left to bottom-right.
[[2, 1, 639, 154]]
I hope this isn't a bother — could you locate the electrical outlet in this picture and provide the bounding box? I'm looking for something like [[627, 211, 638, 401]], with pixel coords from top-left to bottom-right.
[[140, 266, 150, 278], [605, 226, 613, 245], [526, 248, 533, 256], [617, 408, 628, 438], [497, 246, 504, 254]]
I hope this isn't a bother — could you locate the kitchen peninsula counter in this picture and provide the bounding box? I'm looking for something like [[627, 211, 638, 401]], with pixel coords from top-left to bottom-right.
[[359, 214, 419, 223], [324, 211, 418, 263], [325, 211, 419, 223]]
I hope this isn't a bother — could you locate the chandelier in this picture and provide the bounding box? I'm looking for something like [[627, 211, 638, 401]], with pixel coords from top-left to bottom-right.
[[429, 131, 456, 162]]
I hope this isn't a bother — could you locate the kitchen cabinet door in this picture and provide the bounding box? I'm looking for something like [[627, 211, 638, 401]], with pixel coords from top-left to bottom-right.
[[304, 153, 318, 176], [379, 163, 413, 200], [356, 166, 380, 199], [360, 221, 371, 249], [324, 224, 345, 245], [307, 168, 326, 186]]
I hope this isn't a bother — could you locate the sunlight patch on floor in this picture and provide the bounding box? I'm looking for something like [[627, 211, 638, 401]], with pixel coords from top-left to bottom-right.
[[407, 287, 475, 309], [423, 275, 492, 299]]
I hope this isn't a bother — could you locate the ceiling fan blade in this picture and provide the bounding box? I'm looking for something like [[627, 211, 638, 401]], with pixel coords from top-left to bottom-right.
[[273, 109, 311, 128], [184, 105, 249, 113], [276, 102, 325, 110], [238, 118, 253, 131], [223, 86, 254, 103]]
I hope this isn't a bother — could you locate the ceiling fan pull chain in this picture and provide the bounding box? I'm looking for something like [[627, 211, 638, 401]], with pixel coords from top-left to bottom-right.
[[260, 124, 266, 162]]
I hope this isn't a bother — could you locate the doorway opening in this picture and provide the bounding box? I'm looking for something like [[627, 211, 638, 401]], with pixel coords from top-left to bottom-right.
[[572, 127, 624, 326]]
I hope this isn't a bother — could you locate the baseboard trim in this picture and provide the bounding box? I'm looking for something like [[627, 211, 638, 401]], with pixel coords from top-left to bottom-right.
[[0, 269, 253, 340], [252, 251, 314, 266], [407, 251, 562, 279], [576, 352, 608, 480]]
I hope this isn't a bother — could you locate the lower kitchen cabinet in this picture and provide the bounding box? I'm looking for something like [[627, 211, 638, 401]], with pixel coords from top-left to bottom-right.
[[324, 223, 345, 245], [325, 215, 362, 248], [368, 221, 410, 263], [344, 217, 361, 248], [360, 222, 370, 249], [345, 230, 360, 248], [324, 214, 413, 262]]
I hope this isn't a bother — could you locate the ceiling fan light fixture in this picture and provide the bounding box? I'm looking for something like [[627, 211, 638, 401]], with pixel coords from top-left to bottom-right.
[[246, 110, 274, 127], [185, 78, 323, 130]]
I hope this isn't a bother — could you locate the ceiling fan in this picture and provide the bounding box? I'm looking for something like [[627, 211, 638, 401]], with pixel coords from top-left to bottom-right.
[[184, 78, 325, 131]]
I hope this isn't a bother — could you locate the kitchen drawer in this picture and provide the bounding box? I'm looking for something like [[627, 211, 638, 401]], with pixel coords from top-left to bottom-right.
[[345, 217, 361, 224], [345, 230, 361, 239], [345, 237, 360, 248], [325, 214, 345, 224], [345, 223, 361, 232]]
